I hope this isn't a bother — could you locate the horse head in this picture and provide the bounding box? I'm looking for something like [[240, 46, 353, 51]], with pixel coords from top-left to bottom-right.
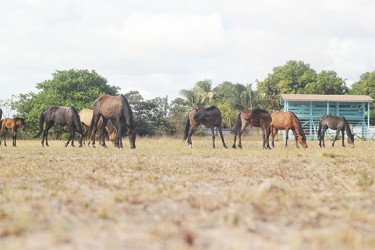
[[347, 133, 355, 147], [297, 132, 308, 148]]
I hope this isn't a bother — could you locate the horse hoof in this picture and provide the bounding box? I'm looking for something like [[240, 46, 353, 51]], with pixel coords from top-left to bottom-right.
[[232, 145, 237, 149]]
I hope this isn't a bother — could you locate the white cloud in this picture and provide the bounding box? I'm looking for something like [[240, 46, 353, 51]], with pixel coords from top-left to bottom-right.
[[0, 0, 375, 103]]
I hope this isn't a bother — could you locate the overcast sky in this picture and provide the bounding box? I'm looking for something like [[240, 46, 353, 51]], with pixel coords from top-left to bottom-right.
[[1, 0, 374, 103]]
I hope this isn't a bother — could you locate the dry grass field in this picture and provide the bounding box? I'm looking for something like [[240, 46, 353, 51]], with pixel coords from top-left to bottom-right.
[[1, 136, 375, 250]]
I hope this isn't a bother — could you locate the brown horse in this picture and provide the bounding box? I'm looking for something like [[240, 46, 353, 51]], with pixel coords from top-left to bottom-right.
[[270, 111, 307, 148], [79, 109, 117, 146], [183, 106, 227, 148], [90, 95, 136, 149], [0, 118, 25, 147], [232, 109, 272, 149], [318, 115, 354, 148], [34, 106, 83, 147]]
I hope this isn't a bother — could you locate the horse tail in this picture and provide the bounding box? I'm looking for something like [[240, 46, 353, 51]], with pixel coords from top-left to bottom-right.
[[343, 116, 353, 138], [70, 107, 83, 135], [317, 122, 322, 139], [232, 112, 242, 134], [33, 111, 45, 138], [183, 114, 190, 141]]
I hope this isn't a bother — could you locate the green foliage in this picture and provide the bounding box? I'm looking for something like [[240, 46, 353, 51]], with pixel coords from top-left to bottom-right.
[[350, 71, 375, 123], [256, 60, 347, 111], [12, 69, 119, 137], [124, 91, 174, 136]]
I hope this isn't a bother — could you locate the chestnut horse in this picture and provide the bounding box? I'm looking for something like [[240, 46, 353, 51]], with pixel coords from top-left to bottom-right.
[[232, 109, 272, 149], [318, 115, 354, 148], [270, 111, 307, 148], [79, 109, 117, 146], [0, 118, 25, 147], [34, 106, 83, 147], [90, 95, 136, 149], [183, 106, 227, 148]]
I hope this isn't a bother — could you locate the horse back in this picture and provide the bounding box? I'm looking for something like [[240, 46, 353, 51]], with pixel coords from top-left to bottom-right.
[[93, 95, 125, 120], [79, 109, 94, 126]]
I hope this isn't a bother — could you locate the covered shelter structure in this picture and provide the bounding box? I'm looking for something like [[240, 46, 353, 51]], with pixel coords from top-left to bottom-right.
[[281, 94, 373, 140]]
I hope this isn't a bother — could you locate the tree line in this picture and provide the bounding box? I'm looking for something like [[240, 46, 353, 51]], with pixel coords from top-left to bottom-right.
[[1, 60, 375, 138]]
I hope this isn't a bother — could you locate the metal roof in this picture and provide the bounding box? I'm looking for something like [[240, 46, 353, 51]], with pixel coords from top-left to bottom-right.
[[281, 94, 373, 102]]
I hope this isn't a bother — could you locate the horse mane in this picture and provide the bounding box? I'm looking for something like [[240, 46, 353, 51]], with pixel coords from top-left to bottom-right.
[[290, 111, 306, 139], [120, 94, 135, 130], [68, 106, 83, 134]]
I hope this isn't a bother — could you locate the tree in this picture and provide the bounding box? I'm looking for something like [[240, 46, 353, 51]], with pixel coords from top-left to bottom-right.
[[179, 79, 214, 108], [350, 71, 375, 123], [257, 60, 317, 111], [13, 69, 119, 136], [305, 70, 347, 94], [124, 91, 173, 136]]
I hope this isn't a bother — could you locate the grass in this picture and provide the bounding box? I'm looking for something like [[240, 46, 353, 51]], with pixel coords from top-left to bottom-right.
[[0, 136, 375, 249]]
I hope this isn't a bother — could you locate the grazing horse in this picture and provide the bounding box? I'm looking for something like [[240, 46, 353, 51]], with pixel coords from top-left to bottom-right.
[[183, 106, 227, 148], [79, 109, 117, 146], [270, 111, 308, 148], [232, 109, 272, 149], [0, 118, 25, 147], [34, 106, 83, 147], [318, 115, 354, 148], [90, 95, 136, 149]]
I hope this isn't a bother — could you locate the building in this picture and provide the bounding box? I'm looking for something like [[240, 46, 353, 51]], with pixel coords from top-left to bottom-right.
[[281, 94, 373, 139]]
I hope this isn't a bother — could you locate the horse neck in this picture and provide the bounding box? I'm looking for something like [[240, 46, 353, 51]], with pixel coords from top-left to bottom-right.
[[70, 108, 83, 133], [122, 98, 135, 130], [344, 121, 352, 137], [292, 115, 304, 136]]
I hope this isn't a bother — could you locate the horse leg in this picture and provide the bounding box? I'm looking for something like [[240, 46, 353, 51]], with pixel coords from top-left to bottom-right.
[[232, 129, 238, 149], [13, 129, 17, 147], [210, 126, 216, 148], [65, 126, 74, 147], [265, 125, 271, 149], [292, 129, 299, 148], [101, 118, 109, 148], [271, 127, 278, 148], [238, 123, 247, 149], [284, 128, 289, 147], [90, 114, 101, 148], [2, 128, 7, 147], [217, 126, 227, 148], [187, 125, 197, 148], [341, 128, 345, 147], [332, 130, 340, 147]]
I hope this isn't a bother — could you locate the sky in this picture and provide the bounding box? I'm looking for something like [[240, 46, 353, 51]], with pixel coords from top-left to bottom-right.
[[1, 0, 374, 104]]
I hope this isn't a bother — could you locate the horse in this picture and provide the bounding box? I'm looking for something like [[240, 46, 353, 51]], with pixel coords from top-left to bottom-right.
[[183, 106, 227, 148], [232, 109, 272, 149], [270, 111, 308, 148], [0, 118, 25, 147], [34, 106, 83, 147], [90, 95, 136, 149], [318, 115, 354, 148], [79, 109, 117, 146]]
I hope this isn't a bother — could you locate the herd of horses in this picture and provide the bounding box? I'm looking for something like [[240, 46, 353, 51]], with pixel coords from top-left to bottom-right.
[[184, 106, 355, 149], [0, 97, 355, 149]]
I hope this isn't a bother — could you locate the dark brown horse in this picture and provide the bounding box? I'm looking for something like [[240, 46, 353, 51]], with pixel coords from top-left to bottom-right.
[[270, 111, 307, 148], [318, 115, 354, 148], [183, 106, 227, 148], [0, 118, 25, 147], [232, 109, 272, 149], [34, 106, 83, 147], [79, 109, 117, 146], [90, 95, 136, 149]]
